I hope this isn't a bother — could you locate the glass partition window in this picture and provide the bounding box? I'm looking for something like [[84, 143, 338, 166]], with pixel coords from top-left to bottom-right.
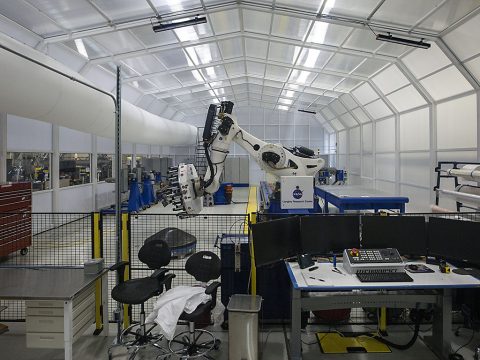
[[59, 153, 91, 187], [6, 152, 51, 191], [97, 154, 113, 182]]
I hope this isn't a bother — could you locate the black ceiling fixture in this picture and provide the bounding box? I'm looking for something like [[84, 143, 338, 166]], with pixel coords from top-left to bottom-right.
[[376, 33, 431, 49], [298, 109, 317, 114], [152, 16, 207, 32]]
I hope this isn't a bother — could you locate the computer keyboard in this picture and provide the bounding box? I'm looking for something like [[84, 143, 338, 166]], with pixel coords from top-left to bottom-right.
[[356, 272, 413, 283]]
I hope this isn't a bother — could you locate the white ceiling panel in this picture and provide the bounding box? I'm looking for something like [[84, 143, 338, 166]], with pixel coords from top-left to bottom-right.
[[242, 9, 271, 34], [340, 113, 358, 127], [268, 42, 300, 64], [263, 86, 282, 96], [64, 38, 110, 58], [372, 0, 444, 28], [246, 61, 266, 77], [297, 48, 332, 69], [173, 69, 205, 85], [290, 70, 317, 85], [185, 43, 222, 65], [341, 94, 359, 110], [245, 38, 269, 59], [122, 55, 165, 75], [442, 12, 480, 61], [225, 61, 245, 76], [150, 0, 202, 14], [387, 85, 427, 112], [153, 48, 191, 69], [307, 22, 351, 46], [417, 0, 480, 32], [402, 43, 451, 79], [148, 74, 182, 89], [352, 82, 379, 105], [92, 30, 143, 54], [276, 0, 322, 12], [372, 65, 410, 94], [209, 9, 241, 35], [326, 0, 380, 19], [420, 65, 474, 101], [352, 107, 371, 123], [335, 78, 363, 92], [324, 53, 364, 73], [330, 99, 348, 115], [265, 64, 291, 82], [364, 99, 393, 119], [343, 29, 382, 52], [311, 74, 344, 89], [218, 37, 243, 59], [131, 25, 178, 47], [271, 14, 311, 41], [352, 58, 389, 77], [90, 0, 152, 22], [376, 42, 410, 58], [200, 65, 228, 81]]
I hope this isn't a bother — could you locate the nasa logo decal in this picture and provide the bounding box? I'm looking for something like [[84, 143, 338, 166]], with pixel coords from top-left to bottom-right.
[[292, 186, 303, 199]]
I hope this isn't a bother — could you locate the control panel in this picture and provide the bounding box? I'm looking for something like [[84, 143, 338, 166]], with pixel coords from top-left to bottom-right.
[[343, 248, 405, 274]]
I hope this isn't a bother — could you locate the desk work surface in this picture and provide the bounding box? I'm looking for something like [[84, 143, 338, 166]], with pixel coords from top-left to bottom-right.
[[0, 267, 107, 300], [316, 185, 409, 201], [287, 262, 480, 291]]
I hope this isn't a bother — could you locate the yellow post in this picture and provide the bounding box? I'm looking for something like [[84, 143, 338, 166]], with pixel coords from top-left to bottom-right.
[[379, 307, 387, 334], [245, 187, 258, 295], [92, 212, 104, 334], [122, 213, 131, 328]]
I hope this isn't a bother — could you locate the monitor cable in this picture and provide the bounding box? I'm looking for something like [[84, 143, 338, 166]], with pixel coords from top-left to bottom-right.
[[448, 328, 475, 360]]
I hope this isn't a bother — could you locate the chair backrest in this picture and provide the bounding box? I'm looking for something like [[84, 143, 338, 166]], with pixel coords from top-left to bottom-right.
[[185, 251, 221, 282], [138, 239, 171, 269]]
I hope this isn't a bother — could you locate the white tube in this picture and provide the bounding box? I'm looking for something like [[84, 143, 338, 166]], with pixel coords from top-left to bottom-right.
[[437, 189, 480, 207], [446, 165, 480, 182], [0, 33, 196, 146]]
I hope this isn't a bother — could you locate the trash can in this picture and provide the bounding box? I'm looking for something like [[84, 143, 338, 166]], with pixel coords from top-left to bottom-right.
[[227, 294, 262, 360]]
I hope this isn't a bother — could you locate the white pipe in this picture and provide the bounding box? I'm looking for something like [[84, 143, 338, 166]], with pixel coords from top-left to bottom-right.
[[445, 165, 480, 181], [436, 189, 480, 207], [0, 33, 196, 146]]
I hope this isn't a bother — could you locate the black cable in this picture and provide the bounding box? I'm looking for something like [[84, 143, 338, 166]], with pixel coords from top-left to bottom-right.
[[449, 328, 475, 360]]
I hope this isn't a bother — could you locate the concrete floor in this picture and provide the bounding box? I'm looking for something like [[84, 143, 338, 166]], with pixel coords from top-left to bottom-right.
[[1, 322, 479, 360]]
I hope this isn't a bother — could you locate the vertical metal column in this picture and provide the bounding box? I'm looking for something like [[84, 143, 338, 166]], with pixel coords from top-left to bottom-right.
[[115, 66, 123, 341]]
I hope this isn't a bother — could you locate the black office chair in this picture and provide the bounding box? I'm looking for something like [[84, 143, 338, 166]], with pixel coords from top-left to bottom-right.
[[168, 251, 222, 359], [108, 239, 175, 360]]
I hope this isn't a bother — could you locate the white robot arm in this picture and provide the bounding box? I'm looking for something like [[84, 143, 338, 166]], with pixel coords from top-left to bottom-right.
[[161, 101, 325, 215]]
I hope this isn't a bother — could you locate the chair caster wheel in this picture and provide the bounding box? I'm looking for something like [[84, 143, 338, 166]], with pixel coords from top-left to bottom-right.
[[214, 339, 221, 349], [20, 248, 28, 256]]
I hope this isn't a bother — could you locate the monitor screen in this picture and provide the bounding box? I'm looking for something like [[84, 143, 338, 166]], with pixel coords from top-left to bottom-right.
[[362, 216, 427, 256], [428, 217, 480, 265], [251, 216, 301, 267], [300, 215, 360, 255]]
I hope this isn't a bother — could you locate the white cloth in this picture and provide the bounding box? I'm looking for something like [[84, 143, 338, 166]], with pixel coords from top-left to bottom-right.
[[146, 285, 211, 340]]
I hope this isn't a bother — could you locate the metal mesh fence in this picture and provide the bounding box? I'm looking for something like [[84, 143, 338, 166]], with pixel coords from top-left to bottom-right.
[[127, 213, 248, 322], [0, 213, 92, 320]]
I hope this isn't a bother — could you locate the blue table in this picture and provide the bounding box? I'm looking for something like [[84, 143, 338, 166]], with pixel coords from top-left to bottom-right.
[[315, 185, 409, 213]]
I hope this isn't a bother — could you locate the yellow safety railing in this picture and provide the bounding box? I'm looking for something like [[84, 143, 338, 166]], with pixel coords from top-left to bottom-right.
[[92, 212, 104, 334], [122, 213, 131, 328], [245, 187, 258, 295]]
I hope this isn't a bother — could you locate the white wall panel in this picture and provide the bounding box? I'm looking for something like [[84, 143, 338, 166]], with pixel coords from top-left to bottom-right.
[[280, 125, 294, 139], [421, 66, 473, 101], [400, 184, 430, 210], [365, 99, 393, 119], [372, 65, 409, 95], [349, 127, 360, 154], [400, 152, 430, 187], [122, 142, 134, 154], [57, 185, 93, 212], [250, 125, 264, 138], [436, 150, 478, 163], [349, 155, 361, 174], [331, 119, 345, 131], [362, 123, 373, 153], [375, 118, 395, 152], [295, 125, 309, 140], [59, 126, 92, 152], [402, 43, 451, 79], [340, 113, 358, 127], [400, 108, 429, 151], [387, 86, 427, 112], [32, 191, 53, 212], [352, 82, 378, 105], [97, 136, 114, 154], [7, 115, 52, 152], [96, 182, 115, 209], [338, 154, 347, 169], [443, 12, 480, 61], [375, 153, 395, 181], [362, 155, 373, 178], [338, 130, 347, 154], [437, 94, 477, 149], [375, 180, 396, 194], [352, 107, 370, 123], [151, 145, 161, 155]]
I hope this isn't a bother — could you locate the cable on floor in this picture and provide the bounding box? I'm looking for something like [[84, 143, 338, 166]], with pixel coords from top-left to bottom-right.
[[449, 328, 475, 360]]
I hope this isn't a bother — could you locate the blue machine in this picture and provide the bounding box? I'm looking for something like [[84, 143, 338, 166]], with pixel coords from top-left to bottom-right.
[[128, 178, 144, 213], [141, 177, 155, 207]]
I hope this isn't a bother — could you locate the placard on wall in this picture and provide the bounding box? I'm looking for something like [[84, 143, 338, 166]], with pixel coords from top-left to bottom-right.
[[280, 176, 314, 209]]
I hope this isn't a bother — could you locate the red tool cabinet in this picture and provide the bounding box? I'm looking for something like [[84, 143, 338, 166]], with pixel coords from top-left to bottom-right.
[[0, 182, 32, 257]]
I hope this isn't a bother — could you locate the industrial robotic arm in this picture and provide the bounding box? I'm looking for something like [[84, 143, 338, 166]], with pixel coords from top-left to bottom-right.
[[161, 101, 325, 215]]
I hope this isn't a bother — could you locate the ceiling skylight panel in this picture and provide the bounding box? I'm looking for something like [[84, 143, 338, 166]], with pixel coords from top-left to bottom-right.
[[307, 22, 351, 46], [371, 0, 444, 28], [364, 99, 393, 119], [246, 61, 265, 76], [74, 39, 88, 58], [321, 108, 336, 120], [278, 98, 293, 105], [271, 14, 311, 41], [92, 30, 143, 54], [297, 48, 332, 69], [311, 74, 344, 90], [265, 64, 290, 82], [352, 83, 378, 105], [218, 38, 244, 59], [416, 0, 480, 32], [277, 105, 290, 111], [340, 94, 359, 111], [148, 74, 182, 89], [268, 42, 301, 64], [324, 53, 364, 73], [131, 25, 177, 47], [376, 42, 410, 58], [290, 70, 316, 85], [209, 9, 241, 35], [443, 12, 480, 61], [263, 86, 282, 96], [122, 55, 165, 74], [352, 58, 389, 77], [242, 9, 271, 34], [372, 65, 410, 95], [225, 61, 245, 77], [201, 65, 227, 81], [185, 43, 221, 65], [340, 113, 358, 127], [330, 100, 347, 115], [330, 119, 345, 131], [174, 69, 205, 85], [343, 29, 382, 52], [352, 107, 370, 123], [245, 38, 268, 59], [335, 78, 362, 92], [387, 85, 427, 112], [154, 48, 191, 69]]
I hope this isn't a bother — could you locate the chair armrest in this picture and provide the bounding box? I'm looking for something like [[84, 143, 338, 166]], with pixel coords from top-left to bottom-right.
[[109, 261, 129, 272], [158, 273, 176, 291], [150, 268, 168, 279], [109, 261, 129, 284], [205, 281, 221, 295]]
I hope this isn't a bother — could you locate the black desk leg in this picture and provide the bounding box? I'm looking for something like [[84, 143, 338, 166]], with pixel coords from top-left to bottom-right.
[[291, 287, 302, 360], [424, 288, 453, 360]]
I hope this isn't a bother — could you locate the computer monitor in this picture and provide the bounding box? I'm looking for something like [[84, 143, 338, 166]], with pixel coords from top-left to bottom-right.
[[428, 217, 480, 266], [251, 216, 301, 267], [300, 215, 360, 255], [362, 216, 427, 256]]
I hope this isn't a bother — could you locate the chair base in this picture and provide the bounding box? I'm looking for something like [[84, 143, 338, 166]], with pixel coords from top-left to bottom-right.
[[168, 329, 220, 359], [108, 322, 167, 360]]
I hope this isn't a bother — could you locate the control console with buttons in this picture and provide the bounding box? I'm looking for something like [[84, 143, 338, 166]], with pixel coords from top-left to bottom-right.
[[343, 248, 405, 274]]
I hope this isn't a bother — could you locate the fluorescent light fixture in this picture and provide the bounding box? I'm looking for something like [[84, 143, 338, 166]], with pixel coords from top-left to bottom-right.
[[279, 98, 293, 105], [298, 109, 317, 114], [277, 105, 289, 111], [301, 48, 321, 68], [283, 90, 295, 98], [376, 33, 431, 49], [175, 27, 199, 42], [191, 70, 204, 82], [152, 16, 207, 32], [74, 39, 88, 58]]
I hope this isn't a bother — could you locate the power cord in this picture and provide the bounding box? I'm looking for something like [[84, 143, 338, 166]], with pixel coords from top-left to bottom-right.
[[448, 328, 475, 360]]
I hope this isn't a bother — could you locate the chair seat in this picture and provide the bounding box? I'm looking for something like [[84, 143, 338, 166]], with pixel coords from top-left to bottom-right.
[[179, 300, 212, 322], [112, 277, 163, 305]]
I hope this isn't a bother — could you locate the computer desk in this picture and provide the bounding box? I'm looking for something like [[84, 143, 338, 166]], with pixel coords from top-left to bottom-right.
[[315, 185, 409, 213], [0, 267, 109, 360], [286, 261, 480, 360]]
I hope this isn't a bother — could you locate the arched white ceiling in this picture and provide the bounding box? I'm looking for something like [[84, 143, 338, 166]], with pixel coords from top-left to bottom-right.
[[0, 0, 479, 134]]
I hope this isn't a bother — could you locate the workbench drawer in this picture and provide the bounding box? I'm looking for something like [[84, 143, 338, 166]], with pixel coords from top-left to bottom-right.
[[26, 315, 63, 333], [26, 333, 64, 349]]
